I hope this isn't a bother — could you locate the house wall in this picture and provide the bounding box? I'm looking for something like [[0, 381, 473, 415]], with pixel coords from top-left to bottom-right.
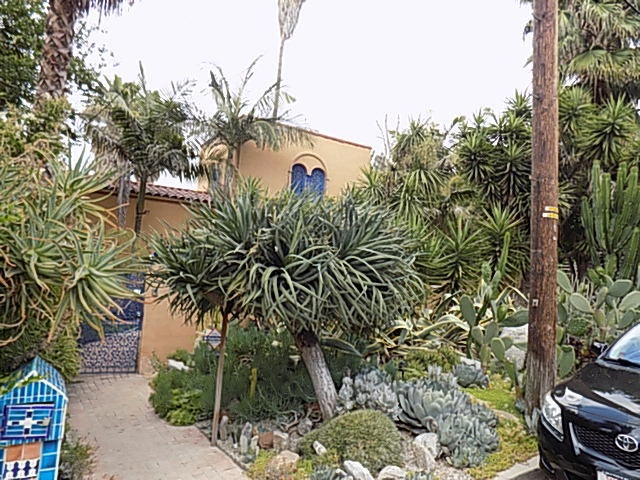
[[99, 195, 198, 375], [200, 131, 371, 195], [98, 132, 370, 375]]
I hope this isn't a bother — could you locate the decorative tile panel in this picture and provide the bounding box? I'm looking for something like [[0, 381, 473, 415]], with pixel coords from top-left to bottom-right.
[[1, 405, 53, 440], [2, 459, 39, 479]]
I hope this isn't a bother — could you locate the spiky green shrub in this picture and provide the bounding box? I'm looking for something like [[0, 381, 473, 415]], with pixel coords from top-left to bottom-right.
[[299, 410, 403, 474], [404, 345, 461, 377]]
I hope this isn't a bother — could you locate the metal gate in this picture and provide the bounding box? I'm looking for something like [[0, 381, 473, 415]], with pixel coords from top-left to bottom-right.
[[79, 274, 144, 374]]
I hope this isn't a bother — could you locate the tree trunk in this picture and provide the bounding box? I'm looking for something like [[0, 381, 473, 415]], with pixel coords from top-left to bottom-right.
[[211, 312, 229, 446], [223, 145, 241, 195], [36, 0, 77, 101], [526, 0, 559, 416], [294, 330, 337, 421], [133, 175, 147, 236], [273, 38, 286, 119], [116, 173, 131, 228]]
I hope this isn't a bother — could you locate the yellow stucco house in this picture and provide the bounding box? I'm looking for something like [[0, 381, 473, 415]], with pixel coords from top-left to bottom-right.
[[87, 130, 371, 374]]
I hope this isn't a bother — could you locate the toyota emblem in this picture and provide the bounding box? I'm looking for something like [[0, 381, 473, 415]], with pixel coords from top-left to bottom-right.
[[615, 434, 639, 453]]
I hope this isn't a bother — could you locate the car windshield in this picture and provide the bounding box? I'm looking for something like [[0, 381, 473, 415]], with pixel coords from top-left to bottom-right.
[[605, 322, 640, 366]]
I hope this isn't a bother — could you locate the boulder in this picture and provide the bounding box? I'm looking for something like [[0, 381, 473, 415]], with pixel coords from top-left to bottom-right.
[[272, 430, 289, 452], [412, 433, 438, 471], [265, 450, 299, 478], [377, 465, 407, 480], [297, 417, 313, 435], [258, 431, 274, 449], [343, 460, 374, 480], [313, 440, 327, 455]]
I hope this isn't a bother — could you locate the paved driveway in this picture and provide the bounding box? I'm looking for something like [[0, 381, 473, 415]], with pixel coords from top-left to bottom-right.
[[67, 374, 248, 480]]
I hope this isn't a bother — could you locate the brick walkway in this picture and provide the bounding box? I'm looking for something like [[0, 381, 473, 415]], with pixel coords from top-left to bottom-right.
[[67, 374, 248, 480]]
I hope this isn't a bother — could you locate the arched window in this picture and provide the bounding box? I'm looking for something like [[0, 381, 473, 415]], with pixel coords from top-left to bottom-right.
[[290, 163, 326, 196], [291, 164, 308, 195]]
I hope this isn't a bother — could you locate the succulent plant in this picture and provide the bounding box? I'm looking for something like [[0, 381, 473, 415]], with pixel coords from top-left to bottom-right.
[[407, 471, 434, 480], [395, 383, 470, 433], [438, 414, 499, 468], [310, 467, 353, 480], [453, 363, 490, 388], [336, 368, 400, 418], [335, 365, 500, 469]]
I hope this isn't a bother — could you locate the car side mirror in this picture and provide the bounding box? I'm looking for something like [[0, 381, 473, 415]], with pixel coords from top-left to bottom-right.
[[590, 341, 608, 356]]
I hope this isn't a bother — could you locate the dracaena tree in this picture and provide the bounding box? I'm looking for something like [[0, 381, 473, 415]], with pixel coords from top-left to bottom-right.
[[149, 180, 424, 434]]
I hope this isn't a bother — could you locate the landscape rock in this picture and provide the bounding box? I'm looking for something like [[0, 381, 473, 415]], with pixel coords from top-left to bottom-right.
[[377, 465, 407, 480], [297, 417, 313, 435], [414, 433, 439, 457], [343, 460, 374, 480], [272, 430, 289, 452], [240, 422, 252, 454], [250, 435, 259, 452], [412, 434, 438, 471], [258, 431, 274, 449], [265, 450, 300, 478], [505, 345, 526, 371], [218, 415, 229, 441], [313, 440, 327, 455]]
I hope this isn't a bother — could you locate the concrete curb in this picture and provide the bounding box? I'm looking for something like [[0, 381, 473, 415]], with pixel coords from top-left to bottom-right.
[[492, 455, 541, 480]]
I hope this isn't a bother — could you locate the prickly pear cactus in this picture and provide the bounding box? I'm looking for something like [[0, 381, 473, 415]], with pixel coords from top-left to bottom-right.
[[454, 363, 490, 388]]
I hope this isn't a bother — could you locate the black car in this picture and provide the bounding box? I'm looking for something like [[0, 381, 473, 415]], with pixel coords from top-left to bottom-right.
[[538, 322, 640, 480]]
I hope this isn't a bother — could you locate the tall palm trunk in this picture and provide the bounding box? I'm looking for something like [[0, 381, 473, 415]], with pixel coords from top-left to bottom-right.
[[223, 144, 242, 194], [37, 0, 77, 101], [294, 329, 337, 421], [116, 173, 131, 228], [273, 38, 286, 119], [134, 175, 148, 236]]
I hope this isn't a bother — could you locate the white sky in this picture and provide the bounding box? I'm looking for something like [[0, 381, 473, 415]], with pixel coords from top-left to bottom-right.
[[86, 0, 533, 185]]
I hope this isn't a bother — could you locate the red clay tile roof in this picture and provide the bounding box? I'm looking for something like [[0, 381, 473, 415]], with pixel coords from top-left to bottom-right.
[[111, 182, 210, 203]]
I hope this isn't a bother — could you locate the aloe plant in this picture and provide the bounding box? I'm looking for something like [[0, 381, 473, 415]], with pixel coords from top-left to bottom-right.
[[0, 117, 139, 376]]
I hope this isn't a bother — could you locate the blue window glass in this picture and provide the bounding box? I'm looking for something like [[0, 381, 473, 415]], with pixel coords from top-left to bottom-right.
[[308, 168, 326, 196], [291, 164, 307, 195], [290, 164, 325, 196]]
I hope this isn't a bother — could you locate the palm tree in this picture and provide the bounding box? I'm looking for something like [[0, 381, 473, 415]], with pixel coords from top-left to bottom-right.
[[524, 0, 640, 102], [37, 0, 131, 101], [197, 58, 308, 194], [84, 67, 195, 235], [273, 0, 307, 118]]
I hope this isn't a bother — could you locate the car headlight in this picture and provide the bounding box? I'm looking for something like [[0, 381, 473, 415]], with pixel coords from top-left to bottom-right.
[[541, 391, 564, 440]]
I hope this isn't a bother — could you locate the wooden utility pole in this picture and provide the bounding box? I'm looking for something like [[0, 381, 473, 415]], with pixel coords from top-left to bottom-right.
[[525, 0, 559, 415]]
